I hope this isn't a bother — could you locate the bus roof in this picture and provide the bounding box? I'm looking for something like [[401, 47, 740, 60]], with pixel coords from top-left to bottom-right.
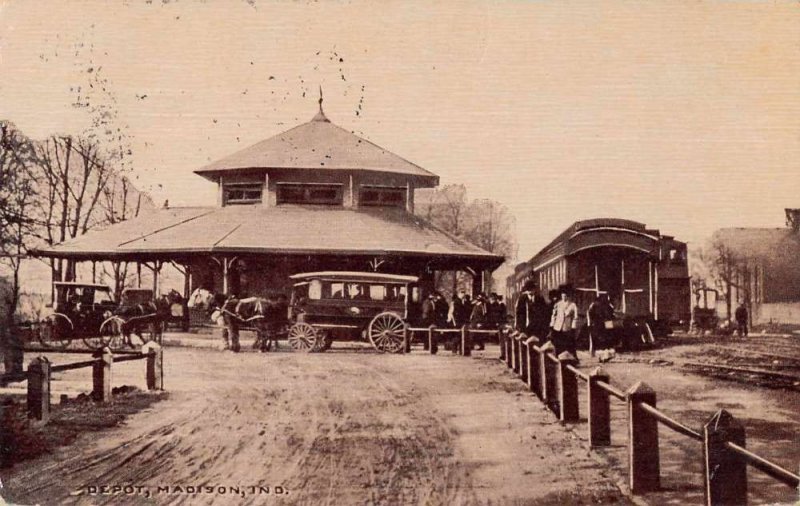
[[289, 271, 419, 283]]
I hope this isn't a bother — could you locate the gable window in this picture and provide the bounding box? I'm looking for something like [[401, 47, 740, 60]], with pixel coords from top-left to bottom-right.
[[276, 183, 343, 205], [359, 186, 406, 208], [223, 183, 263, 205]]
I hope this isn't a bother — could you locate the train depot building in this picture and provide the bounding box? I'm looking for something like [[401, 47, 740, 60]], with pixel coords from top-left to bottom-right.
[[34, 104, 504, 309], [508, 219, 691, 331]]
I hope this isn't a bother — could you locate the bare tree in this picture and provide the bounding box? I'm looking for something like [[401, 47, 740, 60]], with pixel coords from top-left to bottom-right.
[[0, 122, 38, 373]]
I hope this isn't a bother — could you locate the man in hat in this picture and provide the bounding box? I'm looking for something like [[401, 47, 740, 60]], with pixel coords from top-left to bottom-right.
[[515, 282, 550, 338]]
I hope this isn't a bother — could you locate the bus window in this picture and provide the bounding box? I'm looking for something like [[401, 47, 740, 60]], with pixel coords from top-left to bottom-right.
[[369, 284, 386, 301], [308, 280, 322, 300]]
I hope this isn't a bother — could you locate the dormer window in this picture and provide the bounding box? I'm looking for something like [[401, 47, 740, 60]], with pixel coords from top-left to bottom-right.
[[276, 183, 343, 206], [360, 186, 406, 208], [223, 183, 263, 205]]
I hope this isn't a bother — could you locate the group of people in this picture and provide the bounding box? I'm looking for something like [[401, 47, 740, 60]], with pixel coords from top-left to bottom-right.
[[514, 282, 580, 358], [420, 289, 508, 351]]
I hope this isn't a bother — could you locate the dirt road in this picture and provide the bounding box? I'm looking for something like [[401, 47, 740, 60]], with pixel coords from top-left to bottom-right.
[[1, 345, 626, 505]]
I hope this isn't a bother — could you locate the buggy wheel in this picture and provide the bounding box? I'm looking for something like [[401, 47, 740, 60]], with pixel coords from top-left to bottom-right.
[[368, 312, 406, 353], [48, 314, 73, 350], [100, 317, 126, 350], [288, 323, 319, 352]]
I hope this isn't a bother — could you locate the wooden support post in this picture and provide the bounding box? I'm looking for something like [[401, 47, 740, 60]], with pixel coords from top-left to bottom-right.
[[539, 341, 555, 406], [143, 342, 164, 390], [137, 262, 142, 288], [92, 347, 113, 402], [703, 410, 747, 506], [627, 382, 660, 494], [557, 352, 580, 422], [428, 325, 438, 355], [588, 367, 611, 447], [525, 336, 540, 394], [27, 356, 51, 422], [520, 335, 530, 380], [512, 335, 520, 373], [499, 328, 506, 361], [505, 331, 514, 369], [404, 327, 411, 354], [461, 326, 471, 357]]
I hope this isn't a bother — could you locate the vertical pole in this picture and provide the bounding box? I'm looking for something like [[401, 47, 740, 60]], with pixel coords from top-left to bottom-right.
[[92, 347, 113, 403], [557, 352, 580, 422], [461, 325, 471, 357], [143, 342, 164, 390], [703, 410, 747, 506], [428, 325, 438, 355], [522, 336, 539, 392], [519, 336, 529, 380], [137, 262, 142, 288], [27, 357, 51, 422], [506, 331, 515, 369], [621, 258, 627, 313], [627, 382, 660, 494], [525, 336, 540, 393], [538, 341, 555, 406], [404, 327, 411, 354], [92, 261, 96, 283], [499, 328, 506, 361], [654, 264, 659, 320], [223, 258, 229, 294], [588, 367, 611, 447]]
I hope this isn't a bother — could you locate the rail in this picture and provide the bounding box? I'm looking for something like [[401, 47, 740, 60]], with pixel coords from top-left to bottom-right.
[[488, 327, 799, 504], [3, 344, 164, 424]]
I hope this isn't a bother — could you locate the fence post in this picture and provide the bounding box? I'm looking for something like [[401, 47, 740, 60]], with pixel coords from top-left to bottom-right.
[[461, 326, 471, 357], [404, 326, 411, 353], [525, 336, 540, 393], [519, 334, 529, 380], [499, 328, 506, 361], [143, 342, 163, 391], [539, 341, 556, 407], [27, 356, 51, 422], [92, 347, 113, 402], [506, 330, 517, 369], [703, 410, 747, 506], [588, 367, 611, 447], [557, 351, 580, 423], [428, 325, 438, 355], [627, 381, 660, 494]]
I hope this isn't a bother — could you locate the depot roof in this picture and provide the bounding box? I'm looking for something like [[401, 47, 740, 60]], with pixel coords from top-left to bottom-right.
[[194, 110, 439, 187], [33, 205, 503, 268]]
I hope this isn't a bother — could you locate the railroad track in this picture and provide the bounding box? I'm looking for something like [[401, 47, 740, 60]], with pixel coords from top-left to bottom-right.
[[681, 361, 800, 390]]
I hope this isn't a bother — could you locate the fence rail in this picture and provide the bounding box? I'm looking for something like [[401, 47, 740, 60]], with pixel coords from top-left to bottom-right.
[[490, 328, 800, 505], [1, 343, 164, 424]]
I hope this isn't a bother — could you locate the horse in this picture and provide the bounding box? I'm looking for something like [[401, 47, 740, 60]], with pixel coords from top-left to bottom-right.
[[209, 293, 289, 352], [111, 294, 174, 347]]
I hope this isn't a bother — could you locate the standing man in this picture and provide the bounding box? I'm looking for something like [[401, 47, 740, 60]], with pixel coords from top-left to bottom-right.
[[433, 291, 449, 328], [735, 302, 749, 337], [550, 288, 579, 357], [588, 294, 615, 359]]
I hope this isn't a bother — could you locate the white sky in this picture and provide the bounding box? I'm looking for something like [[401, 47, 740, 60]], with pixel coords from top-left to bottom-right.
[[1, 0, 798, 262]]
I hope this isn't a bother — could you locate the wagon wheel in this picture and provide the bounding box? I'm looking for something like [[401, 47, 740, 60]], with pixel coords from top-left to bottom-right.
[[368, 312, 406, 353], [288, 322, 320, 353], [47, 314, 73, 350], [99, 316, 126, 350], [85, 316, 120, 350]]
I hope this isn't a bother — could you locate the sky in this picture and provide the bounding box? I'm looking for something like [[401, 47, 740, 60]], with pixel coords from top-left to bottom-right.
[[1, 0, 798, 262]]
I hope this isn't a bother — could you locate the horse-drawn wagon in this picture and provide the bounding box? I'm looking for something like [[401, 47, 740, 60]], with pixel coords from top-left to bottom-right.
[[34, 282, 120, 350], [34, 283, 173, 350], [286, 271, 420, 353]]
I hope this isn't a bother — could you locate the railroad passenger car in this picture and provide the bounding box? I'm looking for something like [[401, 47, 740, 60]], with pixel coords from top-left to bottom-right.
[[507, 219, 690, 341]]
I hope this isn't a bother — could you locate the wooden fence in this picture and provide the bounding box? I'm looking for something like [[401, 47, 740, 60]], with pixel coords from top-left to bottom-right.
[[0, 343, 164, 424], [497, 328, 800, 505], [405, 324, 500, 355]]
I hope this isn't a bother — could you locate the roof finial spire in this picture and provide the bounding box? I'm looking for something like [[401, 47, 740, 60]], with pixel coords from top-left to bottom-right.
[[312, 85, 330, 122]]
